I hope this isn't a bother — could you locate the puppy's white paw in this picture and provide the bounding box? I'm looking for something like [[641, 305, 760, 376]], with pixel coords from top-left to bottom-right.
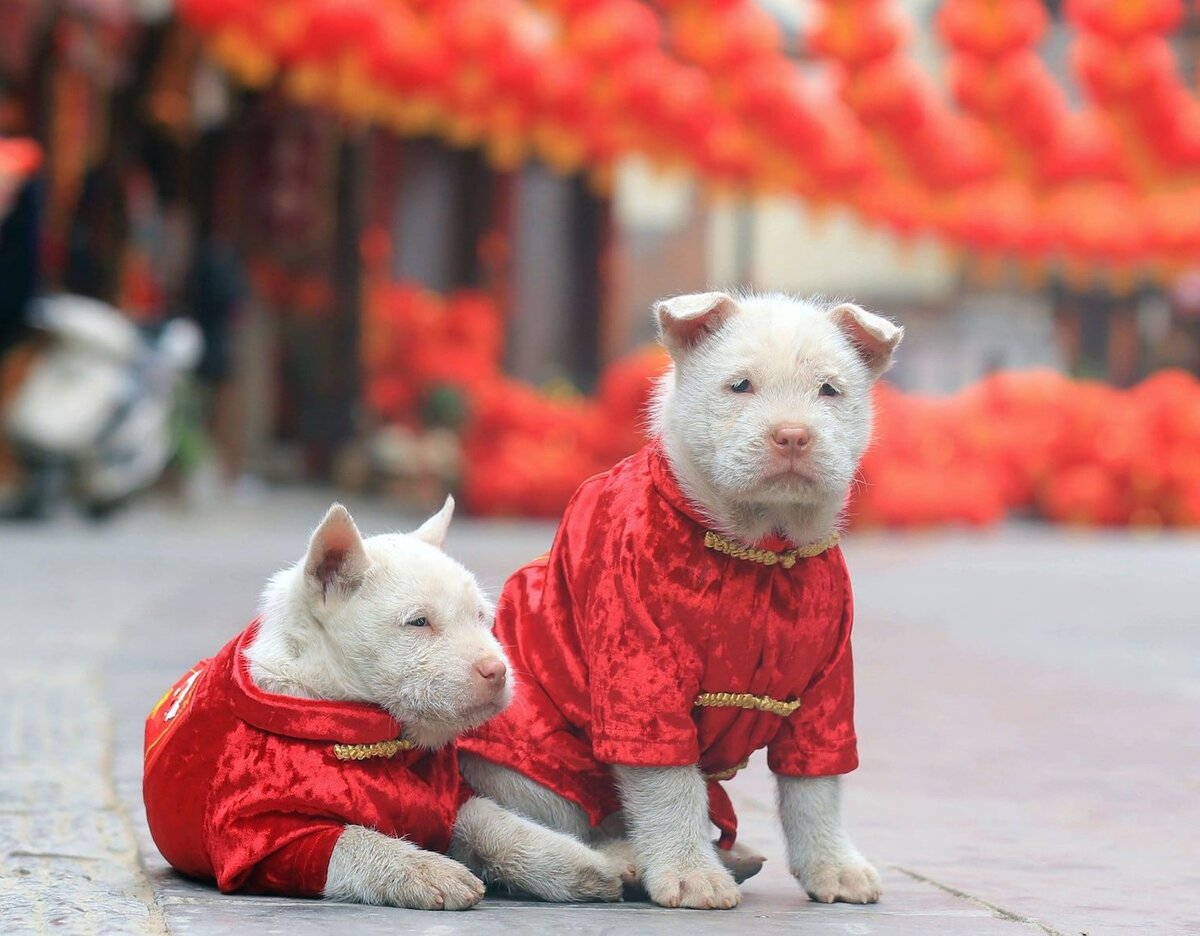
[[644, 864, 741, 909], [554, 848, 626, 903], [798, 857, 881, 905], [394, 852, 487, 910], [717, 840, 766, 884], [596, 838, 639, 887]]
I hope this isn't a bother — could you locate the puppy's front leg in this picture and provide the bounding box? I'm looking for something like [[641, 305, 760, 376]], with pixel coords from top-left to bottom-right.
[[450, 796, 628, 902], [324, 825, 485, 909], [614, 764, 740, 909], [777, 775, 880, 904]]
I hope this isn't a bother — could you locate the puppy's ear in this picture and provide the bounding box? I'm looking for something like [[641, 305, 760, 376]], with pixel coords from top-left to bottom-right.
[[830, 302, 903, 379], [304, 503, 369, 600], [654, 292, 739, 359], [413, 494, 454, 549]]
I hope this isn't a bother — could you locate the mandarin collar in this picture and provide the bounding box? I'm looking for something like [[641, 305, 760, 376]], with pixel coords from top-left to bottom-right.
[[228, 621, 405, 744]]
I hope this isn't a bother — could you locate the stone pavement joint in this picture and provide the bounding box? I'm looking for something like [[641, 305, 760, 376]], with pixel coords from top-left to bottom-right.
[[105, 711, 171, 936], [892, 866, 1067, 936]]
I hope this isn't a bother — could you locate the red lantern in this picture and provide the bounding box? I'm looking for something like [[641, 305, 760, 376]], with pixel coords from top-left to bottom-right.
[[1146, 191, 1200, 259], [937, 0, 1047, 58], [943, 179, 1037, 255], [568, 0, 660, 66], [809, 1, 906, 67], [670, 2, 779, 72], [307, 0, 377, 62], [807, 106, 873, 187], [948, 50, 1066, 140], [729, 60, 819, 144], [1072, 35, 1176, 105], [1065, 0, 1183, 41], [1039, 464, 1128, 526], [1039, 113, 1124, 185], [904, 113, 1001, 189], [844, 57, 930, 131]]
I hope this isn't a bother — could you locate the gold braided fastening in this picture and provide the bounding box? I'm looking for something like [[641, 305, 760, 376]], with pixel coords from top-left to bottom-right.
[[703, 531, 839, 569], [704, 759, 750, 782], [695, 691, 802, 717], [333, 739, 417, 761]]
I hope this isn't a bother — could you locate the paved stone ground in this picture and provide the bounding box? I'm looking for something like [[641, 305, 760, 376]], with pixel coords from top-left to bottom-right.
[[2, 492, 1198, 935]]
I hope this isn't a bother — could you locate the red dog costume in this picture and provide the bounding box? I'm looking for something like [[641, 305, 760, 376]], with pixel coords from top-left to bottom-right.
[[143, 623, 467, 897], [460, 442, 858, 848]]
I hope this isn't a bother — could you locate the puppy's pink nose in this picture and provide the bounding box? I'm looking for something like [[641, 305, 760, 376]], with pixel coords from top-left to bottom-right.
[[772, 425, 811, 450], [475, 657, 507, 685]]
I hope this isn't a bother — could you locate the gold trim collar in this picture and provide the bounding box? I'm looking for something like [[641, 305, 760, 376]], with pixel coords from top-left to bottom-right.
[[704, 531, 839, 569], [333, 738, 416, 761]]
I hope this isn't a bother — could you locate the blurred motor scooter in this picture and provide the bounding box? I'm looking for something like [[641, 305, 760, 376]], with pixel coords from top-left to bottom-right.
[[2, 294, 203, 519]]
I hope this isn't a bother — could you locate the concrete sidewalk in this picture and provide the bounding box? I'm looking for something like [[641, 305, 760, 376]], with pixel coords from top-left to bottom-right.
[[2, 493, 1197, 935]]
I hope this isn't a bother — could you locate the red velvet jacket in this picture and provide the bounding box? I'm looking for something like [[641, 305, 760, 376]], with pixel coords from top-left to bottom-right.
[[460, 442, 858, 847], [143, 623, 467, 897]]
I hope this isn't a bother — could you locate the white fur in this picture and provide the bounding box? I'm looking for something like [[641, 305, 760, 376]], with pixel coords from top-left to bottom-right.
[[649, 292, 892, 904], [325, 825, 485, 909], [460, 760, 739, 908], [247, 498, 510, 750], [651, 291, 901, 545], [460, 756, 766, 885], [613, 765, 740, 909], [777, 776, 881, 904], [466, 292, 899, 908], [460, 754, 594, 840], [246, 500, 623, 908], [449, 797, 628, 902]]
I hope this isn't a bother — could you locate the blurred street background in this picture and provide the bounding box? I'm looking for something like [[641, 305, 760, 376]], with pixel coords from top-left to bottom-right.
[[2, 0, 1200, 933]]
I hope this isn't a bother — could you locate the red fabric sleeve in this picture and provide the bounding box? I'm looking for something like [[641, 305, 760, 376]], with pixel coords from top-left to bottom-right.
[[208, 809, 344, 897], [767, 584, 859, 778], [585, 534, 700, 767]]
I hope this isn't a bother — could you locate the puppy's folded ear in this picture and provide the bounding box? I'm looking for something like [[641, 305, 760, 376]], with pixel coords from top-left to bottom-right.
[[305, 503, 369, 600], [413, 494, 454, 549], [655, 292, 740, 358], [831, 302, 903, 379]]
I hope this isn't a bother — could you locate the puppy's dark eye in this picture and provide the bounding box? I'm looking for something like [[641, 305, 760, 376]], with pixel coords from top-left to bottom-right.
[[819, 383, 840, 398], [730, 378, 753, 394], [405, 617, 429, 628]]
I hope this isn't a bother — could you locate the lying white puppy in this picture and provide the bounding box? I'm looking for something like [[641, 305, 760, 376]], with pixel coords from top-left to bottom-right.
[[460, 292, 902, 909], [143, 499, 625, 908]]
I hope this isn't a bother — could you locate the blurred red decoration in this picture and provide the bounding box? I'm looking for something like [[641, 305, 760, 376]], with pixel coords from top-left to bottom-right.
[[1064, 0, 1183, 41], [0, 137, 42, 178], [0, 137, 43, 221], [362, 279, 1200, 528], [938, 0, 1047, 57], [1066, 0, 1200, 203], [851, 368, 1200, 529], [809, 1, 906, 67], [360, 279, 669, 516], [178, 0, 1200, 271]]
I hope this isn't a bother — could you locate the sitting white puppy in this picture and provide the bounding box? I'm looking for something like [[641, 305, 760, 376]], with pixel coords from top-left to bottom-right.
[[459, 292, 901, 909], [143, 499, 624, 908]]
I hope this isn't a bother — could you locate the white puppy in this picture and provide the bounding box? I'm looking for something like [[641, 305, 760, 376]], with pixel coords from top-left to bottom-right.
[[462, 291, 901, 909], [247, 500, 626, 908]]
